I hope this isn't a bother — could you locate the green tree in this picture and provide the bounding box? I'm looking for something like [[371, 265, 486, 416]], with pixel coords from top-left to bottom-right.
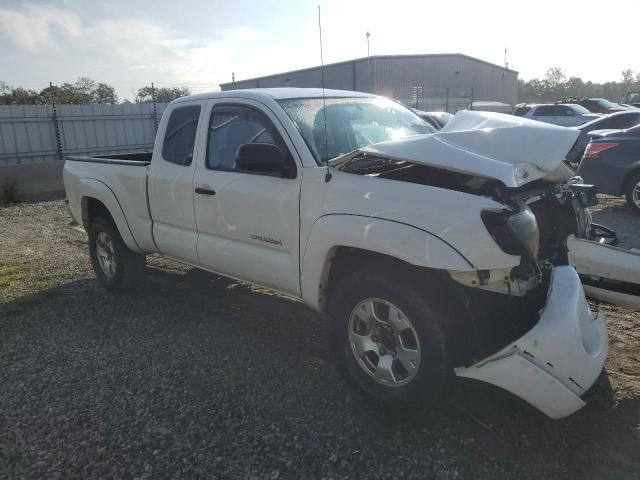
[[38, 78, 118, 104], [0, 87, 42, 105], [94, 83, 118, 104], [621, 69, 634, 85], [135, 85, 190, 103]]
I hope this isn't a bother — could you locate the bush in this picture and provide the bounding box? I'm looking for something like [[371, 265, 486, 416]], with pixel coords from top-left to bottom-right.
[[1, 179, 21, 204]]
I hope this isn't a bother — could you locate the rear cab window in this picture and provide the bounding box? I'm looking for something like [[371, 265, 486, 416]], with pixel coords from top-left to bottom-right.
[[513, 107, 531, 116], [162, 105, 201, 166]]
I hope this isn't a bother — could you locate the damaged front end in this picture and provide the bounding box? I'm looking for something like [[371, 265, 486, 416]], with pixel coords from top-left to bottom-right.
[[446, 176, 607, 418], [333, 120, 610, 417], [455, 266, 607, 419], [447, 179, 608, 419]]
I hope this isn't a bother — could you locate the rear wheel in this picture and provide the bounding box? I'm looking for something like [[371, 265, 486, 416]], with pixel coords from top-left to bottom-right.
[[88, 216, 146, 291], [328, 268, 451, 407], [624, 171, 640, 214]]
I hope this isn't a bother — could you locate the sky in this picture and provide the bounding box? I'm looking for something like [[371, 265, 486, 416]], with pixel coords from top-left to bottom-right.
[[1, 0, 639, 100]]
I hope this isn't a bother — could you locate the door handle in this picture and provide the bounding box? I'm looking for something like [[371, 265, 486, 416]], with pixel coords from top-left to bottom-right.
[[195, 187, 216, 195]]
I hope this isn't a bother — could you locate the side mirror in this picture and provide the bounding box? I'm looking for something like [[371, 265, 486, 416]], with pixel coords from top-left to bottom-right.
[[236, 143, 284, 174]]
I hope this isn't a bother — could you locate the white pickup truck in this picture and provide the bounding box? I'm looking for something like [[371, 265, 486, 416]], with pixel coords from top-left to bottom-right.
[[64, 88, 640, 419]]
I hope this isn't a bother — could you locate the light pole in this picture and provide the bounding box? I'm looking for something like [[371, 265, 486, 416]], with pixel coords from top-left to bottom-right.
[[366, 31, 370, 58], [366, 31, 374, 93]]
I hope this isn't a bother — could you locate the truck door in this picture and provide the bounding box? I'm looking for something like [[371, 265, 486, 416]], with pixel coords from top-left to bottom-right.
[[148, 103, 203, 264], [193, 100, 302, 296]]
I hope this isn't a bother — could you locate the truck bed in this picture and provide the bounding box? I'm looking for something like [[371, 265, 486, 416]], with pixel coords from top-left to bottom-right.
[[64, 153, 156, 253]]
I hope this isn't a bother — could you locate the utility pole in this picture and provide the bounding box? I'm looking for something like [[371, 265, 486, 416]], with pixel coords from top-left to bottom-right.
[[366, 31, 370, 58], [151, 81, 158, 132], [232, 72, 235, 83], [366, 32, 375, 94]]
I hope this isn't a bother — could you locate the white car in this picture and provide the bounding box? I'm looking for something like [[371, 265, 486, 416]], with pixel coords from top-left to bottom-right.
[[63, 88, 640, 419], [513, 103, 601, 126]]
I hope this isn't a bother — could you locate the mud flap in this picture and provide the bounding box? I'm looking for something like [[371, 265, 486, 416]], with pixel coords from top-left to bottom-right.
[[567, 235, 640, 311]]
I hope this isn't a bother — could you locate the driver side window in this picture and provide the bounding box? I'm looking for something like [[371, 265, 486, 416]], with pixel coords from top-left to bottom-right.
[[207, 105, 285, 171]]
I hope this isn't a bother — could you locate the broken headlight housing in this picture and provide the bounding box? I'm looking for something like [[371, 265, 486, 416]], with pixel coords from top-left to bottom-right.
[[481, 206, 540, 261]]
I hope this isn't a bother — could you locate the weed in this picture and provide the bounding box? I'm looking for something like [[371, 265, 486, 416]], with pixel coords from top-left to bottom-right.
[[1, 179, 21, 204], [0, 263, 27, 289]]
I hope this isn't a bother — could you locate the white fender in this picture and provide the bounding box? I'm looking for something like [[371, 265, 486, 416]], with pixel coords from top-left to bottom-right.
[[78, 178, 144, 253], [300, 214, 474, 311]]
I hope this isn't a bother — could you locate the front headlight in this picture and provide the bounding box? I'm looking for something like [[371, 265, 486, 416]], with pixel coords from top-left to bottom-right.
[[481, 206, 540, 260]]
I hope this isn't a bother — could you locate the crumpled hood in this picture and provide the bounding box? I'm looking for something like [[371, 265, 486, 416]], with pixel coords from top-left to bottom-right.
[[358, 111, 580, 188]]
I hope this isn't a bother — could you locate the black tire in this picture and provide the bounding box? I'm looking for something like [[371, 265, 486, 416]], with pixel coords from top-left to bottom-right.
[[88, 216, 146, 292], [624, 170, 640, 214], [328, 268, 451, 407]]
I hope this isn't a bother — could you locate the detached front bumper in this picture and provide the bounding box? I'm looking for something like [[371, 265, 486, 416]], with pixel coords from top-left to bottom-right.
[[455, 266, 608, 419]]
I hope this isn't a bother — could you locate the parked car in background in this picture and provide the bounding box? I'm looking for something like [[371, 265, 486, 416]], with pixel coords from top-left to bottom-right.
[[622, 92, 640, 108], [468, 101, 513, 113], [559, 97, 631, 114], [411, 109, 454, 129], [565, 110, 640, 164], [513, 103, 600, 126], [578, 124, 640, 213]]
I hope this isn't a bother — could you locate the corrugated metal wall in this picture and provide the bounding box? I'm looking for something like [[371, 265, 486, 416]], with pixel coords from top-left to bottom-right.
[[222, 55, 518, 111], [0, 102, 168, 167]]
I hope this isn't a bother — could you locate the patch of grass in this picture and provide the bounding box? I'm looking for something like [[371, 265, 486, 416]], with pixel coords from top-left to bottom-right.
[[0, 264, 67, 317], [0, 263, 28, 289]]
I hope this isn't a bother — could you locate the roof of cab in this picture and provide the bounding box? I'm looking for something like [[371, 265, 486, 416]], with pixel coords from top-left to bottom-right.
[[171, 87, 376, 104]]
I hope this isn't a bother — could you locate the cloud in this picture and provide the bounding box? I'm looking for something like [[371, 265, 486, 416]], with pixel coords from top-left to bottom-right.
[[0, 4, 81, 51], [0, 3, 260, 95]]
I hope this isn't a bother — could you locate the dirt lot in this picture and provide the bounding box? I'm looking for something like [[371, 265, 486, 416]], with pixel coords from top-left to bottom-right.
[[1, 198, 639, 480]]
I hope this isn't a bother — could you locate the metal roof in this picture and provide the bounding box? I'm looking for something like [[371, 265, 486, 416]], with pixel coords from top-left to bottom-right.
[[219, 53, 518, 88]]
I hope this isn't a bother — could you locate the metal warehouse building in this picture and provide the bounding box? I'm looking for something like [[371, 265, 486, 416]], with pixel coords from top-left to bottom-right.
[[220, 54, 518, 112]]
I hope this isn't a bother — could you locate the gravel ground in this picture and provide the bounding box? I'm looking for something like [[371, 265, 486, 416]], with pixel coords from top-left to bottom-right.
[[1, 198, 639, 480]]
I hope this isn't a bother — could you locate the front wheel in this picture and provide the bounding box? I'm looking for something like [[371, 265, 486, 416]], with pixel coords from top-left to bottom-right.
[[624, 171, 640, 214], [88, 216, 146, 292], [328, 269, 451, 407]]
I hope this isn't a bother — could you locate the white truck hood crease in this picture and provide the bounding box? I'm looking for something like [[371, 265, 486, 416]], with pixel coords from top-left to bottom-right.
[[359, 111, 580, 188]]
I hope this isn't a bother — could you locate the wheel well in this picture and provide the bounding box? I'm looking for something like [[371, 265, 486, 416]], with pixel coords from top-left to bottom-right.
[[623, 167, 640, 194], [322, 246, 457, 314], [81, 197, 114, 229], [321, 246, 481, 366]]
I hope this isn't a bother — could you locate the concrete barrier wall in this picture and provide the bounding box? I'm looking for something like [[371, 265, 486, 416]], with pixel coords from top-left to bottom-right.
[[0, 102, 168, 199], [0, 162, 65, 200]]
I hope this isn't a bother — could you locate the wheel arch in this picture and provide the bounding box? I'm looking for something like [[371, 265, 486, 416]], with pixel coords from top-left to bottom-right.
[[300, 214, 475, 313], [79, 179, 143, 253], [622, 164, 640, 196]]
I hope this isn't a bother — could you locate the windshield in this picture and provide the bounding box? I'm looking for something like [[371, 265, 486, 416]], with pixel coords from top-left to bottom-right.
[[594, 98, 617, 109], [569, 104, 591, 114], [278, 97, 436, 164]]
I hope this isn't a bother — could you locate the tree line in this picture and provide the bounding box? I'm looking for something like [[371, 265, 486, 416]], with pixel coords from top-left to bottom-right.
[[518, 67, 640, 104], [0, 78, 191, 105]]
